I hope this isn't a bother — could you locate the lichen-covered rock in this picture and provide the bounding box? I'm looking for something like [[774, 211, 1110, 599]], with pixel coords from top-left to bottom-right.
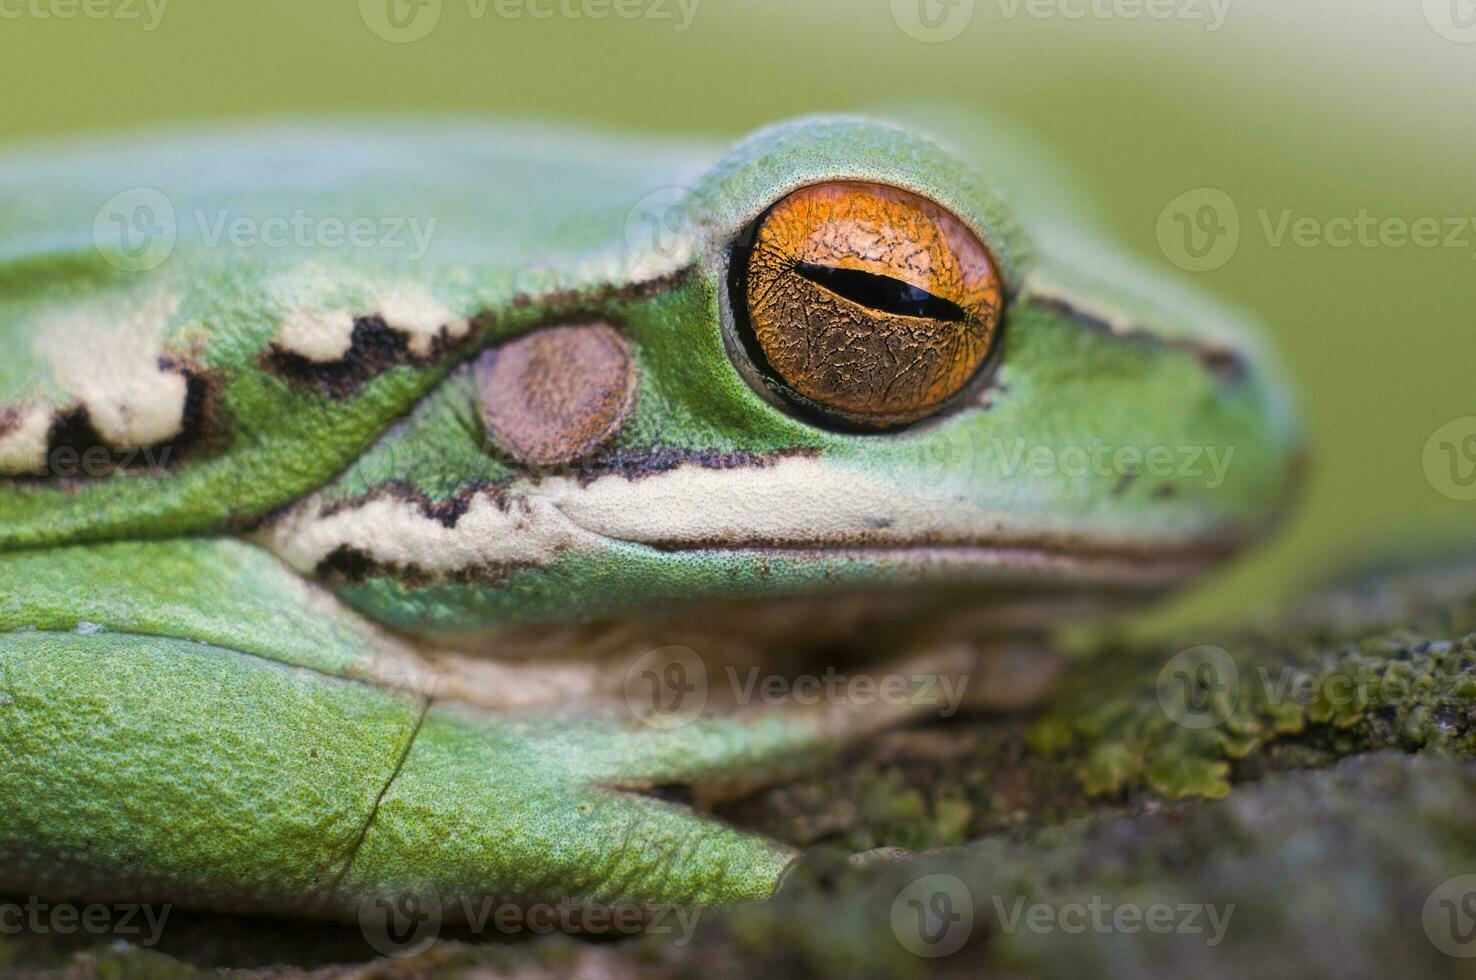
[[704, 751, 1476, 980]]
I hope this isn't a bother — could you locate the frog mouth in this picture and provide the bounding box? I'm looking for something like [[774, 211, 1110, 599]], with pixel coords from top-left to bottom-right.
[[538, 450, 1257, 593], [259, 451, 1263, 598]]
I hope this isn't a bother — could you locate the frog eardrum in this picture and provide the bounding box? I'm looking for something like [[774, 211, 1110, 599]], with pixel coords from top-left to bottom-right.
[[730, 181, 1005, 430]]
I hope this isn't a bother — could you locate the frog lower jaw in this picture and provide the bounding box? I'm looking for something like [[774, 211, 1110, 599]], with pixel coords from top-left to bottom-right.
[[597, 538, 1234, 589]]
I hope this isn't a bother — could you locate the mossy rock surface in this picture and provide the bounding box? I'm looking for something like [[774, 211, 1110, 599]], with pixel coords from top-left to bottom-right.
[[7, 556, 1476, 979]]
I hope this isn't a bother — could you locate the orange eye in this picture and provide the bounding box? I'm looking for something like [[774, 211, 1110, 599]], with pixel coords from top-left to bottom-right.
[[732, 181, 1004, 429]]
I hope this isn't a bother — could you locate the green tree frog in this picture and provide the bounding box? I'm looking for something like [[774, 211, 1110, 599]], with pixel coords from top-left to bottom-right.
[[0, 114, 1300, 925]]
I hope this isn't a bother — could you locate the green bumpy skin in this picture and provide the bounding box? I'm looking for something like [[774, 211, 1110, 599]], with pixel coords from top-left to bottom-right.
[[0, 114, 1301, 922]]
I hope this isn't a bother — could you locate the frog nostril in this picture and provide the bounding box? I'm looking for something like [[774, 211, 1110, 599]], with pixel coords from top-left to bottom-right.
[[1196, 345, 1247, 386]]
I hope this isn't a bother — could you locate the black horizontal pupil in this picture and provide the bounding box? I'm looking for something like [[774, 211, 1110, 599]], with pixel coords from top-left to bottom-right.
[[794, 262, 967, 323]]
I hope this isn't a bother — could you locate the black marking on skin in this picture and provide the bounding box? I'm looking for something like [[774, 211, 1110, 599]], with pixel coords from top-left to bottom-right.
[[564, 446, 821, 487], [304, 478, 511, 531], [314, 544, 539, 589], [283, 446, 816, 585], [281, 447, 817, 537], [261, 267, 696, 401], [261, 315, 469, 400], [3, 359, 223, 482], [1028, 294, 1248, 385], [316, 544, 378, 582], [163, 357, 228, 458], [503, 265, 697, 314]]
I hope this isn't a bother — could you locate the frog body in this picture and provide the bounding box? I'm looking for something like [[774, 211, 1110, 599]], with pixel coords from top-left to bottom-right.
[[0, 115, 1300, 922]]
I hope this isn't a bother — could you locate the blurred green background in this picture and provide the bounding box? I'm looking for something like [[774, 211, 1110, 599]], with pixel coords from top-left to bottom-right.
[[1, 0, 1470, 628]]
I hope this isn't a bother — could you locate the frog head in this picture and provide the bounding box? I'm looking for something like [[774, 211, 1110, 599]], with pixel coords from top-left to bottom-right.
[[0, 115, 1302, 649]]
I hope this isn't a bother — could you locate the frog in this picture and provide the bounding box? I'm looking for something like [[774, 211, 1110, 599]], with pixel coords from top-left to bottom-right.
[[0, 112, 1301, 929]]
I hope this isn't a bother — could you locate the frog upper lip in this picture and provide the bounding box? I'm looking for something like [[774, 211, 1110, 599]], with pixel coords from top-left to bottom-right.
[[639, 535, 1238, 564], [537, 451, 1279, 588]]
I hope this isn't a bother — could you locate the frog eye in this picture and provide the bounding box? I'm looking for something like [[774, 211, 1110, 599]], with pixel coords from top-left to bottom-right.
[[730, 181, 1004, 430]]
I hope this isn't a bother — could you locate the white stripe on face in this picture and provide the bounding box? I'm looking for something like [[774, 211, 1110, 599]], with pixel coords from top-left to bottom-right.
[[262, 455, 1020, 572], [259, 453, 1218, 593], [259, 489, 598, 575], [34, 294, 188, 450]]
